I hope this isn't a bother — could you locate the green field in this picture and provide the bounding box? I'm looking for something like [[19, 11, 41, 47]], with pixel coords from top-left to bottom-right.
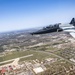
[[20, 51, 55, 61], [0, 50, 55, 62]]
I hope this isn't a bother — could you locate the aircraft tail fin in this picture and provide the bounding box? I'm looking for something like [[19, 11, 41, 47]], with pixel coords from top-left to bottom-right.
[[70, 18, 75, 26]]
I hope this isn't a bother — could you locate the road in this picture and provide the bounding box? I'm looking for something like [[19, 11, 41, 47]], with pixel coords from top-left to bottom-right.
[[0, 54, 33, 66], [34, 50, 75, 65]]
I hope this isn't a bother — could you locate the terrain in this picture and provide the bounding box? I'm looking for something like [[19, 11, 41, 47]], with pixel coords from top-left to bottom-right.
[[0, 30, 75, 75]]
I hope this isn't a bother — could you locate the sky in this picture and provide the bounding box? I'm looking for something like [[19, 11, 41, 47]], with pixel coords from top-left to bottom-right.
[[0, 0, 75, 32]]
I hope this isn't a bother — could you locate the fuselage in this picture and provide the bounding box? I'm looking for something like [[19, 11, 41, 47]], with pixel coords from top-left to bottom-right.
[[30, 24, 63, 35]]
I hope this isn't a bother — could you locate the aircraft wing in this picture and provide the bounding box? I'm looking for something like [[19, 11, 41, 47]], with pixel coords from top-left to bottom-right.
[[60, 24, 75, 38], [70, 32, 75, 38]]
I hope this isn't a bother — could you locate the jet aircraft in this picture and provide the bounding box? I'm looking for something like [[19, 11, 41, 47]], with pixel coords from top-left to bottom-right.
[[30, 18, 75, 38]]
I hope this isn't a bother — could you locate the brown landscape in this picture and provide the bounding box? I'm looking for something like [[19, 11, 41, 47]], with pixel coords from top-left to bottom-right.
[[0, 31, 75, 75]]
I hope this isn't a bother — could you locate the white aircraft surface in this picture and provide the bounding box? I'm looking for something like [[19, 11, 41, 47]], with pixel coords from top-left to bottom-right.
[[60, 18, 75, 38]]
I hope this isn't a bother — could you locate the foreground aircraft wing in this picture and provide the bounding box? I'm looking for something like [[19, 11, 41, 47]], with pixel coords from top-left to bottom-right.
[[60, 23, 75, 38], [60, 18, 75, 38], [70, 33, 75, 38]]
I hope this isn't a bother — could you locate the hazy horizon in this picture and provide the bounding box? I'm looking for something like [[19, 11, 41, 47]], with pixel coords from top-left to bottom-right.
[[0, 0, 75, 32]]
